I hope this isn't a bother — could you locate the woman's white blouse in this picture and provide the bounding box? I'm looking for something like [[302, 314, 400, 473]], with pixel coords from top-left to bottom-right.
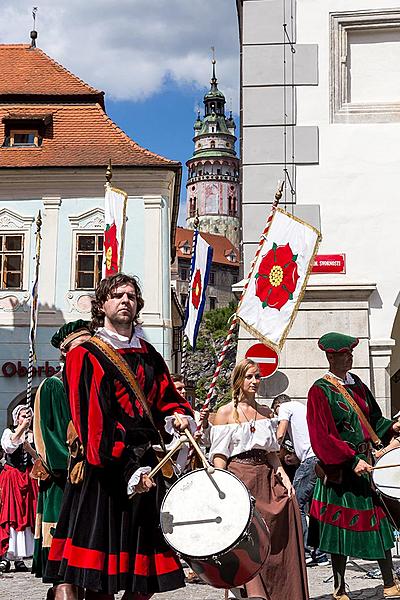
[[209, 419, 279, 463]]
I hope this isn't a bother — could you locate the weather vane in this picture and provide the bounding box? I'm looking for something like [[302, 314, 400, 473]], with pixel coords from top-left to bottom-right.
[[32, 6, 38, 28], [211, 46, 216, 64]]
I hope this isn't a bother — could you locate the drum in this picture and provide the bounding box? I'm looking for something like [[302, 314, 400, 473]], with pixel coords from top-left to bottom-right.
[[373, 447, 400, 500], [372, 447, 400, 529], [160, 468, 270, 588]]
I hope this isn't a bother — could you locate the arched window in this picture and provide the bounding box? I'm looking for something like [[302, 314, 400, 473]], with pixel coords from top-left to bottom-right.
[[210, 140, 216, 149], [189, 197, 197, 218], [228, 196, 236, 217]]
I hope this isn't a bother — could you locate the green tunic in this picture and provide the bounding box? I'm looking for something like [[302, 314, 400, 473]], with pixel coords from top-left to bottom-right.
[[32, 375, 70, 580], [307, 373, 395, 559]]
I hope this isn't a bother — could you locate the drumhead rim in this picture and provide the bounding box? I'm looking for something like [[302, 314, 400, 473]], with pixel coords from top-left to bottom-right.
[[160, 467, 255, 559], [373, 447, 400, 500]]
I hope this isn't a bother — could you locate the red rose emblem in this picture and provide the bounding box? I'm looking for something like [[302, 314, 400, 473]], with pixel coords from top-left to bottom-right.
[[191, 269, 202, 309], [255, 242, 299, 311], [104, 222, 119, 276]]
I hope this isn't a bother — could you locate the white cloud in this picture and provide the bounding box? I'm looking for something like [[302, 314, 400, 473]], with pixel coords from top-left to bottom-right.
[[0, 0, 239, 109]]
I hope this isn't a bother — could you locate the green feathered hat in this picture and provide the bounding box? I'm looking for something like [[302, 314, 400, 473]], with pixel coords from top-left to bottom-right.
[[318, 332, 359, 353], [51, 320, 91, 350]]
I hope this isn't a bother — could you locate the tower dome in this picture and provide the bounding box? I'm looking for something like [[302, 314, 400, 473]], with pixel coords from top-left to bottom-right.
[[186, 60, 240, 247]]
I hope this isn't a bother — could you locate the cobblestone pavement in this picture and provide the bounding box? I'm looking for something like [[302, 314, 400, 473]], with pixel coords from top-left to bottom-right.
[[0, 560, 398, 600]]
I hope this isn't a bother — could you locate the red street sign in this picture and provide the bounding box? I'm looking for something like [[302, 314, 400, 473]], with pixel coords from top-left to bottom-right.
[[312, 254, 346, 274], [245, 343, 279, 378]]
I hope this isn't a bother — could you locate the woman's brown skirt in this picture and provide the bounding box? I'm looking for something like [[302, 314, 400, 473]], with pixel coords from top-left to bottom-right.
[[228, 459, 309, 600]]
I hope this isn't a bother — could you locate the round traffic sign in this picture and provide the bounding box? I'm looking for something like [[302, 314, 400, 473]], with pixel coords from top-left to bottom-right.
[[245, 343, 279, 378]]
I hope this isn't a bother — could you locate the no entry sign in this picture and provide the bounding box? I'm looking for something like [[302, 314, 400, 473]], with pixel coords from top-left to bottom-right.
[[245, 343, 279, 378]]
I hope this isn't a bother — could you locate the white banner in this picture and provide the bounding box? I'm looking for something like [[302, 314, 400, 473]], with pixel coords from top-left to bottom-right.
[[237, 208, 321, 351], [184, 231, 213, 349], [103, 186, 127, 277]]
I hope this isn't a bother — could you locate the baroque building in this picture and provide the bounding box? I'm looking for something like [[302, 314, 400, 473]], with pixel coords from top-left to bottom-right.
[[186, 61, 240, 248], [0, 38, 181, 427]]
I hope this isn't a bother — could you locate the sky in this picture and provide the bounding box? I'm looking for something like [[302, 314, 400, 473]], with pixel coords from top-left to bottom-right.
[[0, 0, 240, 223]]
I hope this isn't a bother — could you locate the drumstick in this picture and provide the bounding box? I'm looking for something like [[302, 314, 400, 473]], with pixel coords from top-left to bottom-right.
[[372, 463, 400, 470], [174, 412, 215, 474], [129, 435, 188, 498]]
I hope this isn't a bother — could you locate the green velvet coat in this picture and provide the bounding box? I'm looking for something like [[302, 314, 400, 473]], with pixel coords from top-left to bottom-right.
[[307, 373, 395, 559], [32, 375, 70, 580]]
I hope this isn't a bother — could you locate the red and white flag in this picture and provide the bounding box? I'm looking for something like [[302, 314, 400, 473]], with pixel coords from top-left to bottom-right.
[[237, 208, 321, 351], [103, 185, 127, 277]]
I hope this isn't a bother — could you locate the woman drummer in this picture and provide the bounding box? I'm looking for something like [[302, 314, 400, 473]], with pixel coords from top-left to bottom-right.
[[210, 358, 309, 600]]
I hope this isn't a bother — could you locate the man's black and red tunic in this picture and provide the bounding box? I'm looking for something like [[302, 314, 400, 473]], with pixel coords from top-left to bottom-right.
[[45, 329, 193, 595]]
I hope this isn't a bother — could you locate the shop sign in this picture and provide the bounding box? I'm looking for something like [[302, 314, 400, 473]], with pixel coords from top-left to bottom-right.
[[312, 254, 346, 274], [1, 361, 61, 378]]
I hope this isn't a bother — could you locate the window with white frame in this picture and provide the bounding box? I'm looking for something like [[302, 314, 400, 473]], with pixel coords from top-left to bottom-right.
[[0, 234, 24, 289], [331, 9, 400, 123], [75, 233, 104, 290]]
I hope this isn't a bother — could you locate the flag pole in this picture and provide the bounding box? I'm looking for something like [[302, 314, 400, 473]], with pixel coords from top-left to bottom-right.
[[181, 210, 199, 380], [204, 181, 284, 408], [26, 210, 42, 411]]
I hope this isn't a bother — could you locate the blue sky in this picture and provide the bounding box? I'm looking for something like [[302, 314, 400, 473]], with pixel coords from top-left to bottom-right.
[[0, 0, 240, 224]]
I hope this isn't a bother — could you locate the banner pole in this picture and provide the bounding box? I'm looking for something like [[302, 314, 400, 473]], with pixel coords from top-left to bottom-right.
[[26, 210, 42, 411], [204, 181, 284, 407]]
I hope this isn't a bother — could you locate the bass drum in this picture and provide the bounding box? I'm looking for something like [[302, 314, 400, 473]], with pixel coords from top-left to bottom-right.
[[373, 447, 400, 500], [373, 447, 400, 529], [160, 468, 270, 589]]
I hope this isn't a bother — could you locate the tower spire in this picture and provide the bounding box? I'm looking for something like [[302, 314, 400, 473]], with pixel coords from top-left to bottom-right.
[[211, 46, 217, 83], [30, 7, 38, 48]]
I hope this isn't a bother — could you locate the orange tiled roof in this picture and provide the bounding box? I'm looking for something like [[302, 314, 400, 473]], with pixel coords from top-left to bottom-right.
[[0, 103, 178, 168], [0, 45, 102, 98], [175, 227, 240, 267]]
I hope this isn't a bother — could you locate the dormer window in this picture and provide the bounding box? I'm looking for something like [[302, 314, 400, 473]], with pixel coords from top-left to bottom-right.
[[226, 250, 237, 262], [181, 242, 191, 255], [2, 112, 52, 148], [9, 129, 40, 147]]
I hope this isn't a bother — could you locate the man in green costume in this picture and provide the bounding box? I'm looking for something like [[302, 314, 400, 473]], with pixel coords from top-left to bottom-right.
[[32, 320, 91, 598], [307, 332, 400, 600]]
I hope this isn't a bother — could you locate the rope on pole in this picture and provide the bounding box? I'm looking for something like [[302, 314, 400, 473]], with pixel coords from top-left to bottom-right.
[[26, 210, 42, 410], [204, 181, 284, 408]]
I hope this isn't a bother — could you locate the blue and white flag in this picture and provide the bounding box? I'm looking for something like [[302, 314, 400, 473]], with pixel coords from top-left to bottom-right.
[[184, 231, 213, 349]]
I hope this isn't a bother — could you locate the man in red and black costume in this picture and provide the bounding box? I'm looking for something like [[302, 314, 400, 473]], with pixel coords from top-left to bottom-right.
[[45, 273, 193, 600]]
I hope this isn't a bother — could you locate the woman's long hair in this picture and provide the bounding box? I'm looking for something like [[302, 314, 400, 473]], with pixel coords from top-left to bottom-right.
[[91, 273, 144, 329], [231, 358, 258, 424]]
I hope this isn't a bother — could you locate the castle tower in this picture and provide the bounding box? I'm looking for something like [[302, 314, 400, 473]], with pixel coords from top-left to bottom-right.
[[186, 60, 240, 247]]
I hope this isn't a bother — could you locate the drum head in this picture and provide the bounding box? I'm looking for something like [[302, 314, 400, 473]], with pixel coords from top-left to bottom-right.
[[160, 468, 252, 559], [373, 447, 400, 499]]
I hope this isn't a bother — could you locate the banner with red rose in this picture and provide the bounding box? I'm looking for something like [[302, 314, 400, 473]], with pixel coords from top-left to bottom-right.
[[184, 231, 213, 349], [102, 185, 128, 277], [237, 208, 321, 351]]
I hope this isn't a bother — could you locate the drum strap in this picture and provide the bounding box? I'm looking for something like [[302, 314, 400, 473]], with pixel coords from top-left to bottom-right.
[[324, 374, 382, 449]]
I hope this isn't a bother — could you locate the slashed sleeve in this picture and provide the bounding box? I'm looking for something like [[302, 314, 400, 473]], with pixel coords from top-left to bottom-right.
[[64, 345, 138, 472], [146, 344, 194, 427], [307, 384, 356, 466]]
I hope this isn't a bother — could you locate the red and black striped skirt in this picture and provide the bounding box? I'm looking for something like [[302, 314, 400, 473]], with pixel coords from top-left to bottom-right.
[[45, 458, 184, 595]]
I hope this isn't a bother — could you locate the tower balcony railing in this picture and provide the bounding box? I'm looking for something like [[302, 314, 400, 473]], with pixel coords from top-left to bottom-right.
[[187, 174, 239, 184]]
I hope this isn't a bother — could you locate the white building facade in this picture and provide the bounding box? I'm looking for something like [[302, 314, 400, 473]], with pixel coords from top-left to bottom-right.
[[236, 1, 400, 414]]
